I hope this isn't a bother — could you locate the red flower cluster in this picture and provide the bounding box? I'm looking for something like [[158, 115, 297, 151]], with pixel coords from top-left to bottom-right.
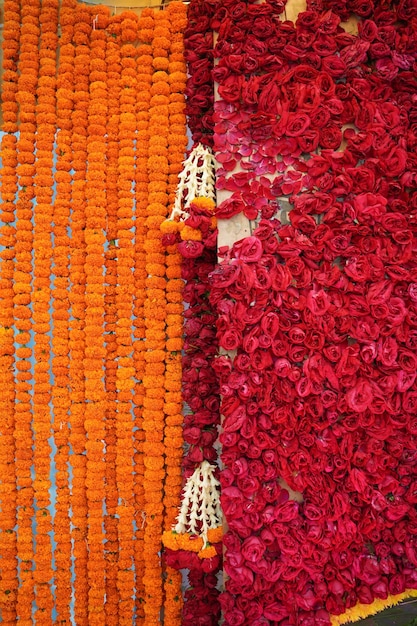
[[184, 0, 216, 147], [174, 202, 220, 477], [213, 0, 417, 221], [211, 218, 417, 624], [202, 0, 417, 623]]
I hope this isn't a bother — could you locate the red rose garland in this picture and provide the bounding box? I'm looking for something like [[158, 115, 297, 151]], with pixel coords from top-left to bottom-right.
[[205, 0, 417, 624], [184, 0, 215, 147]]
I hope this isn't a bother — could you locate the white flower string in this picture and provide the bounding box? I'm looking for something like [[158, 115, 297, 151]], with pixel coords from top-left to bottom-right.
[[169, 143, 216, 221], [174, 461, 222, 545]]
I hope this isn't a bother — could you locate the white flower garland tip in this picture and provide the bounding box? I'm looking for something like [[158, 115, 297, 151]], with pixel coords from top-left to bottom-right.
[[174, 460, 222, 544], [169, 144, 216, 221]]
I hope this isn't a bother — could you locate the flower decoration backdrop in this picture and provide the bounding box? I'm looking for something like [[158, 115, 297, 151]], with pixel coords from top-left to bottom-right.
[[2, 0, 417, 625]]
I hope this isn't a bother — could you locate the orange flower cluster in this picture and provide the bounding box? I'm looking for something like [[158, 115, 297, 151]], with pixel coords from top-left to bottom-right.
[[104, 14, 121, 625], [163, 528, 223, 556], [0, 0, 20, 622], [133, 16, 153, 620], [84, 8, 109, 623], [69, 5, 90, 623], [162, 8, 189, 621], [53, 0, 75, 622], [32, 0, 59, 619], [115, 11, 138, 621], [142, 6, 171, 621], [14, 0, 39, 620], [0, 1, 189, 623]]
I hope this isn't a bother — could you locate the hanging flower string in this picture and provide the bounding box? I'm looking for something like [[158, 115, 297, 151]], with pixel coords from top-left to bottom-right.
[[115, 12, 138, 621], [163, 4, 188, 624], [32, 0, 59, 617], [84, 9, 108, 622], [184, 0, 215, 147], [0, 0, 20, 621], [142, 7, 172, 620], [133, 12, 153, 619], [14, 0, 40, 618], [52, 0, 74, 621], [161, 195, 222, 626], [69, 5, 91, 623], [104, 14, 121, 625]]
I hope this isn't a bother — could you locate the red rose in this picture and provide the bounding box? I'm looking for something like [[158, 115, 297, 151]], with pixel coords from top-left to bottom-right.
[[241, 536, 266, 563], [379, 145, 408, 178], [286, 112, 311, 137], [306, 289, 331, 315], [178, 240, 205, 258], [319, 123, 342, 149]]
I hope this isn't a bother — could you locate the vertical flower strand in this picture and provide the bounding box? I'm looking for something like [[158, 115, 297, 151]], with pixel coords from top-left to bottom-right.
[[133, 12, 154, 619], [84, 8, 108, 623], [14, 0, 40, 620], [163, 5, 188, 624], [69, 5, 92, 624], [104, 14, 122, 626], [32, 0, 59, 619], [115, 12, 138, 624], [53, 0, 75, 621], [0, 0, 20, 621], [143, 7, 172, 623]]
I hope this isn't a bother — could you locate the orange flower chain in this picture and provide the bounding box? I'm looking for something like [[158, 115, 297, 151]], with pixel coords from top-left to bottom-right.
[[69, 4, 91, 623], [33, 0, 58, 619], [104, 12, 121, 626], [0, 0, 189, 624], [0, 0, 20, 622], [53, 0, 75, 622], [115, 10, 137, 622], [133, 13, 153, 620], [14, 0, 40, 621]]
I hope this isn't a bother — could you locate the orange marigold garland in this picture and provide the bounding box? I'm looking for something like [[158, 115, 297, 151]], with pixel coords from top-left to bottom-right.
[[14, 0, 40, 620], [84, 10, 109, 623], [142, 7, 173, 622], [69, 6, 91, 624], [104, 14, 122, 625], [0, 0, 20, 621], [53, 0, 75, 621], [161, 5, 189, 624], [32, 0, 59, 619], [115, 11, 138, 622], [133, 11, 155, 618]]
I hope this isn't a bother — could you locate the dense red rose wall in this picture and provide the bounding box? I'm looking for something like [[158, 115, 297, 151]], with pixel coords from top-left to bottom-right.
[[184, 0, 417, 624]]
